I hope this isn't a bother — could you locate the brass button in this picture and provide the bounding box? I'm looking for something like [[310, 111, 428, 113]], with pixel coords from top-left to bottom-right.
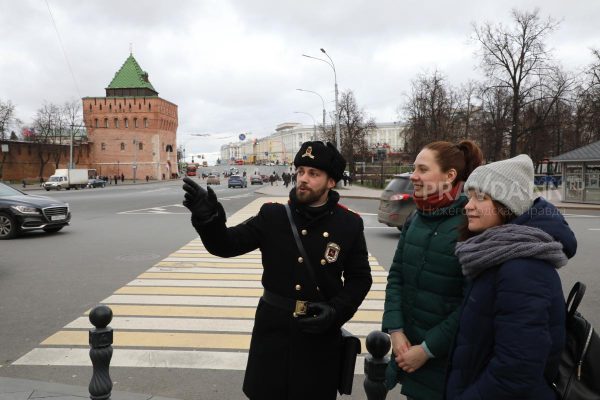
[[323, 232, 329, 238], [293, 312, 298, 318], [301, 229, 308, 236], [320, 259, 326, 265], [298, 257, 303, 263], [295, 284, 302, 291], [316, 286, 320, 291]]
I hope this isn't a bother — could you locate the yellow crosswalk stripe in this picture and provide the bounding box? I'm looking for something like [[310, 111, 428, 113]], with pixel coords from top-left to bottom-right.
[[43, 331, 251, 350], [88, 305, 383, 322], [115, 286, 386, 299]]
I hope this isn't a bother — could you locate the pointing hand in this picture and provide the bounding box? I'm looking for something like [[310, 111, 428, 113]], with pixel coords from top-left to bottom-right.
[[182, 177, 218, 222]]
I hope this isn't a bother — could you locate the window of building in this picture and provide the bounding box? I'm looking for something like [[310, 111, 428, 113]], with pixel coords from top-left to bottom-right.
[[148, 103, 151, 111], [125, 118, 129, 128], [129, 104, 132, 111], [99, 104, 102, 110], [109, 104, 112, 111], [89, 104, 92, 111], [104, 118, 108, 128], [139, 142, 143, 151], [95, 119, 99, 128], [144, 118, 148, 128], [119, 103, 122, 110], [101, 143, 106, 150], [134, 118, 138, 128], [120, 142, 125, 151], [138, 104, 141, 110], [114, 118, 119, 128]]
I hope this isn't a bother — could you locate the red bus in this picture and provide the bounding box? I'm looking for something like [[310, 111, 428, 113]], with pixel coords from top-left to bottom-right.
[[186, 163, 198, 176]]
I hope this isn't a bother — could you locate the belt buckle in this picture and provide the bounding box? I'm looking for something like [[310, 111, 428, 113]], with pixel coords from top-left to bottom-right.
[[294, 300, 308, 317]]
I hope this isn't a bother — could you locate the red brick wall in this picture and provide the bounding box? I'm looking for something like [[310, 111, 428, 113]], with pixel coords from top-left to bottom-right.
[[83, 96, 178, 180], [0, 141, 91, 182]]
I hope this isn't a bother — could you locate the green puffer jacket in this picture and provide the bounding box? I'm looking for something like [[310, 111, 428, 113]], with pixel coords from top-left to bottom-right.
[[382, 195, 467, 400]]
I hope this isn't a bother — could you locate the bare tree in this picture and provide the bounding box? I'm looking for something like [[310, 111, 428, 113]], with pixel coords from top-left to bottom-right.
[[473, 8, 559, 156], [0, 99, 20, 141], [32, 102, 64, 178], [321, 90, 375, 172], [402, 70, 460, 157]]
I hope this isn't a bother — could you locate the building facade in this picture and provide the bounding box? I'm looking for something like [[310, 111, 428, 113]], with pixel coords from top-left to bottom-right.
[[83, 54, 178, 180], [220, 121, 406, 165]]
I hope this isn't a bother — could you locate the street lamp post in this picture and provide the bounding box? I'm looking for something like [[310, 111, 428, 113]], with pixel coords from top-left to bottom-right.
[[294, 111, 317, 142], [296, 89, 326, 133], [301, 49, 341, 151]]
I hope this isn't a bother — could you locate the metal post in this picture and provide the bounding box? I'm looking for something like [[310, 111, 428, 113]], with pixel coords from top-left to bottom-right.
[[363, 331, 391, 400], [320, 49, 341, 151], [69, 123, 74, 169], [89, 305, 113, 400]]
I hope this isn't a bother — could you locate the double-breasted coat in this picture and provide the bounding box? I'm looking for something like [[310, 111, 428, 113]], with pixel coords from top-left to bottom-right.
[[192, 190, 372, 400]]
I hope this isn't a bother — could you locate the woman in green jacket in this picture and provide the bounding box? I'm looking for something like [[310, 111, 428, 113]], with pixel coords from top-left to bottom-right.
[[382, 140, 483, 400]]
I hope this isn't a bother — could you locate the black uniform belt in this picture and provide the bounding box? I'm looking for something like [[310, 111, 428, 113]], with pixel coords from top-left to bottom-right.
[[262, 290, 309, 317]]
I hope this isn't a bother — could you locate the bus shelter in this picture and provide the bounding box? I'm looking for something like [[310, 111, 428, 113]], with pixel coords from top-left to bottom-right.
[[551, 140, 600, 204]]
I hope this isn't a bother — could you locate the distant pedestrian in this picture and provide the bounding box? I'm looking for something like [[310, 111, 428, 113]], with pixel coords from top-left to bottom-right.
[[146, 175, 150, 182], [114, 175, 118, 185], [22, 179, 26, 188], [121, 173, 125, 182]]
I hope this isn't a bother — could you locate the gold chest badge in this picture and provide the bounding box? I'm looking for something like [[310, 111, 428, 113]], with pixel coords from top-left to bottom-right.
[[324, 242, 341, 263]]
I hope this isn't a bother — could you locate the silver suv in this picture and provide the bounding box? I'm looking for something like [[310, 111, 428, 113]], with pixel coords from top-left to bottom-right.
[[377, 173, 415, 230]]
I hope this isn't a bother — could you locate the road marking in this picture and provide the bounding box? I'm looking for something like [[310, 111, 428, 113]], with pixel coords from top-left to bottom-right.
[[589, 228, 600, 231], [14, 348, 367, 374], [15, 196, 389, 372]]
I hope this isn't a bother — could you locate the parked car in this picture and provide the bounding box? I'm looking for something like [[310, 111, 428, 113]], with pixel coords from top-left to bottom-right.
[[377, 173, 416, 230], [206, 174, 220, 185], [87, 178, 106, 188], [228, 175, 247, 188], [0, 182, 71, 239], [250, 175, 263, 185]]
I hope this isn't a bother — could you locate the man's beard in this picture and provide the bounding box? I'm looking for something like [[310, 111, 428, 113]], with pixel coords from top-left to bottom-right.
[[295, 184, 328, 205]]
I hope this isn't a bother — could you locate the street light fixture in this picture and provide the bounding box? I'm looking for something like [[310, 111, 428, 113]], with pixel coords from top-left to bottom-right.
[[302, 49, 341, 151], [294, 111, 317, 141], [296, 89, 326, 131]]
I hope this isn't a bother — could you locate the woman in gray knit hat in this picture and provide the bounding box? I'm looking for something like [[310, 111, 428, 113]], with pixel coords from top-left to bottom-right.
[[445, 154, 577, 400]]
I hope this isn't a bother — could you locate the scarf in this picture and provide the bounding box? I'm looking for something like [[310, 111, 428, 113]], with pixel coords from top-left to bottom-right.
[[413, 182, 463, 212], [455, 224, 568, 279]]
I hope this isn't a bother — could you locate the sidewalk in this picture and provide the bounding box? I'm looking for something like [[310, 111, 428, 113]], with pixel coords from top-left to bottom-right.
[[0, 376, 181, 400], [255, 184, 600, 211]]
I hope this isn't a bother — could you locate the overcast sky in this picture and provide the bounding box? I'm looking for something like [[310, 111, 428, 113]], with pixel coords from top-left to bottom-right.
[[1, 0, 599, 163]]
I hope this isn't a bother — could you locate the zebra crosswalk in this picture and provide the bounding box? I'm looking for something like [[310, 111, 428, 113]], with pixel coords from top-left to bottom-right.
[[14, 197, 389, 373]]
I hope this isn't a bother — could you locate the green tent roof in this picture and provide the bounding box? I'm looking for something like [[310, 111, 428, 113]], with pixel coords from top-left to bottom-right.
[[106, 54, 157, 92]]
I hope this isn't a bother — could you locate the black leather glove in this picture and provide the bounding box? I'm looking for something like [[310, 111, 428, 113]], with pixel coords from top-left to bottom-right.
[[182, 177, 218, 223], [297, 302, 336, 334]]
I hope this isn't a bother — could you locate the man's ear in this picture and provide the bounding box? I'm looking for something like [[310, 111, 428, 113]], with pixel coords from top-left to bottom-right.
[[327, 177, 336, 189]]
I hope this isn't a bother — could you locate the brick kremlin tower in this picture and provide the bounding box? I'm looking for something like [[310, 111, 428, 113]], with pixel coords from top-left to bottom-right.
[[82, 53, 178, 180]]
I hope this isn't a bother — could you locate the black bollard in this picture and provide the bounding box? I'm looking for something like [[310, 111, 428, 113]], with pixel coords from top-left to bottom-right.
[[364, 331, 391, 400], [89, 305, 113, 400]]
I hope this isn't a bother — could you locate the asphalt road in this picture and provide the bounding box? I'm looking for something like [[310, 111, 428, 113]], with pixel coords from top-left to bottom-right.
[[0, 180, 598, 400]]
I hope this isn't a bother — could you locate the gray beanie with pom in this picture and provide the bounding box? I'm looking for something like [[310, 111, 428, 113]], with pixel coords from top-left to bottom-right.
[[464, 154, 536, 216]]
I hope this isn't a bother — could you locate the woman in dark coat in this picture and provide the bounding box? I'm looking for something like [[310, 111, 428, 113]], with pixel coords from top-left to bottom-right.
[[382, 140, 483, 400], [446, 154, 577, 400]]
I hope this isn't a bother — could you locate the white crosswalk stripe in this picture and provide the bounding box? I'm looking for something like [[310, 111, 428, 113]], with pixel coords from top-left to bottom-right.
[[14, 196, 389, 374]]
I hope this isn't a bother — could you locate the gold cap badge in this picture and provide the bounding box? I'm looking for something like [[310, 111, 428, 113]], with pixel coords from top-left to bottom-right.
[[301, 146, 315, 159]]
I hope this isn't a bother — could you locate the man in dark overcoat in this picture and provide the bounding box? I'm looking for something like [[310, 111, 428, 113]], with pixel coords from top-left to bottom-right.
[[183, 141, 372, 400]]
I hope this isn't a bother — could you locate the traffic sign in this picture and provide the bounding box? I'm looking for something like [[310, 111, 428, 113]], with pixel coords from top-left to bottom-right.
[[239, 134, 246, 141]]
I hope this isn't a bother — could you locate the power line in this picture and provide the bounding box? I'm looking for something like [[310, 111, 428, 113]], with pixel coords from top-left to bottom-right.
[[45, 0, 81, 98]]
